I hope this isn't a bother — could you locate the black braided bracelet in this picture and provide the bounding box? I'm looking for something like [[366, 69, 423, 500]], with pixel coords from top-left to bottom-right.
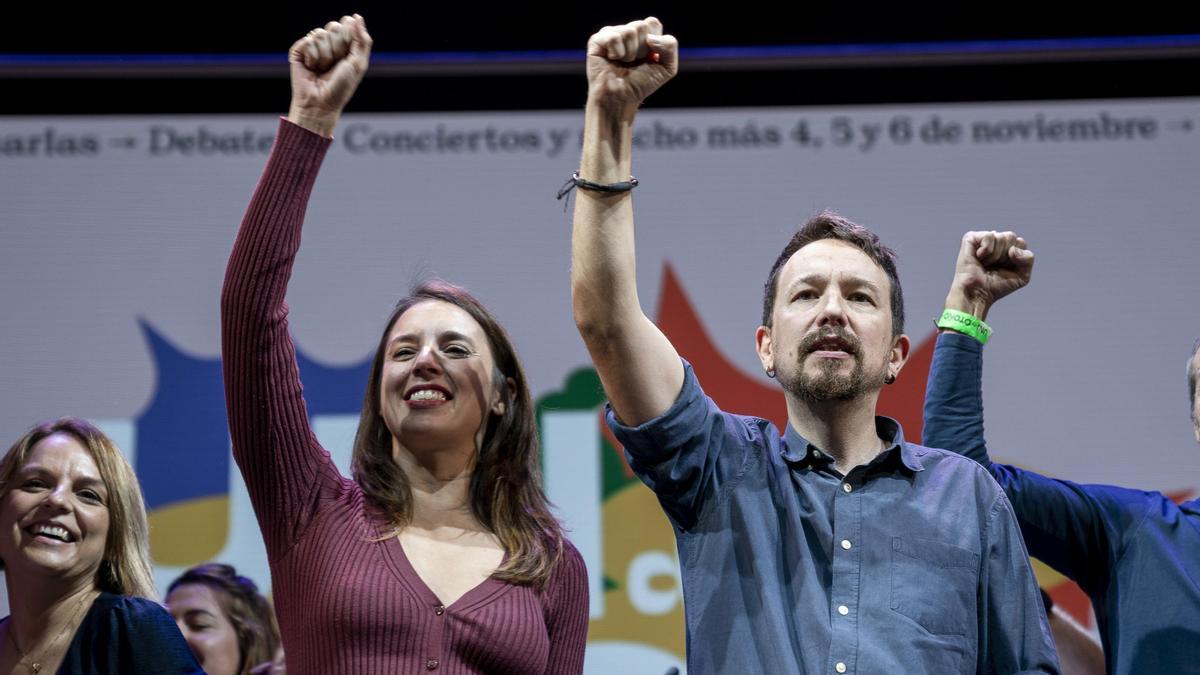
[[556, 171, 639, 200]]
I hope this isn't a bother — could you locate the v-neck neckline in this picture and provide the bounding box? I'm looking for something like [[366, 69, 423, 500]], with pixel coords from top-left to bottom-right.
[[379, 528, 510, 613]]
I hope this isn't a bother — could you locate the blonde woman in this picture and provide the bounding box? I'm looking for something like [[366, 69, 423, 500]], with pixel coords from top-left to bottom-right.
[[0, 417, 201, 674]]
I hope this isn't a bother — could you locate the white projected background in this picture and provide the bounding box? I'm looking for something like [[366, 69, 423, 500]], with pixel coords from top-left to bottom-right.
[[3, 99, 1199, 671]]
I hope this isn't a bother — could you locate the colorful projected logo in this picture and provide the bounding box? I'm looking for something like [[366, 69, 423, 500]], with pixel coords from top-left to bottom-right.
[[133, 319, 370, 566]]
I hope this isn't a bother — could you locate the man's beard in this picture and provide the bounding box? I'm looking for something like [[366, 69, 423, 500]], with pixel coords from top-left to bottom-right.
[[777, 327, 889, 404]]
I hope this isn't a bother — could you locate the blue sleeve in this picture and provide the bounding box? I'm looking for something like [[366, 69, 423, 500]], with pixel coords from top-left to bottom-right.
[[64, 596, 204, 675], [923, 331, 1151, 596], [922, 331, 989, 464], [978, 493, 1061, 674], [606, 360, 757, 532]]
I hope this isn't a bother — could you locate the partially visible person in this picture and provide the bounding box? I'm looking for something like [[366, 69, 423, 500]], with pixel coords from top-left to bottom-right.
[[923, 230, 1200, 674], [0, 417, 202, 674], [167, 563, 284, 675]]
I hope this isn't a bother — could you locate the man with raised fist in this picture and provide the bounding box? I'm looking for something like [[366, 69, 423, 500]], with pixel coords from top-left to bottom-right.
[[924, 231, 1200, 674], [570, 18, 1058, 675]]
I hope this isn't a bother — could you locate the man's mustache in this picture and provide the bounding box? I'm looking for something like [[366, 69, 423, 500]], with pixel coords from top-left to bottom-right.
[[798, 327, 861, 356]]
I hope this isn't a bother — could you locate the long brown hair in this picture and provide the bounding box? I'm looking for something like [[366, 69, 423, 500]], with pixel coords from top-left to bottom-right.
[[352, 280, 564, 587], [169, 563, 282, 675], [0, 417, 158, 600]]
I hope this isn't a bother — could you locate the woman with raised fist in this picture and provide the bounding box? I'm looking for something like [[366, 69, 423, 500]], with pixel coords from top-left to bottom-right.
[[221, 15, 588, 674]]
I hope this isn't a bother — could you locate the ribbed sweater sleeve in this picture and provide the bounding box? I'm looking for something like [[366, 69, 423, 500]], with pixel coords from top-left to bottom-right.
[[220, 118, 336, 559], [543, 542, 590, 674], [220, 119, 591, 674]]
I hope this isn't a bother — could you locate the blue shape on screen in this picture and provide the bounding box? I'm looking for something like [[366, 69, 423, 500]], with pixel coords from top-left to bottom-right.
[[134, 319, 370, 511]]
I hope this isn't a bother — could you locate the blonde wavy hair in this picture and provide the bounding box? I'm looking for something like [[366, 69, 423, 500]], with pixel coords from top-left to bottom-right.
[[0, 417, 158, 600]]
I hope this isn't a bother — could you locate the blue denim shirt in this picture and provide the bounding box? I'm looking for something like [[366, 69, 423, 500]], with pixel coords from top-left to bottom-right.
[[924, 331, 1200, 674], [609, 360, 1058, 674]]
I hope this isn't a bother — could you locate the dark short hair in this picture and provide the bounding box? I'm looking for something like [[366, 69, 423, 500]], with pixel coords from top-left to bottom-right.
[[762, 210, 905, 336]]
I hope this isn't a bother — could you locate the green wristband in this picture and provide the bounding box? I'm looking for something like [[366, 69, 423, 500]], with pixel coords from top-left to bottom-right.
[[936, 308, 993, 345]]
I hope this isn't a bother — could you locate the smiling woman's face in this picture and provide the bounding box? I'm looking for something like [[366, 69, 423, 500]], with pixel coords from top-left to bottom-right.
[[378, 299, 506, 457], [0, 432, 109, 585]]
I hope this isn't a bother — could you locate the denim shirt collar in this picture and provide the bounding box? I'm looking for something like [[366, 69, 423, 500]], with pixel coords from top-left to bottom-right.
[[781, 415, 923, 474]]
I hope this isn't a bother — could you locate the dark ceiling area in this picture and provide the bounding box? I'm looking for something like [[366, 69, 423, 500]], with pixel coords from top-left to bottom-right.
[[10, 5, 1199, 54], [5, 5, 1200, 113]]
